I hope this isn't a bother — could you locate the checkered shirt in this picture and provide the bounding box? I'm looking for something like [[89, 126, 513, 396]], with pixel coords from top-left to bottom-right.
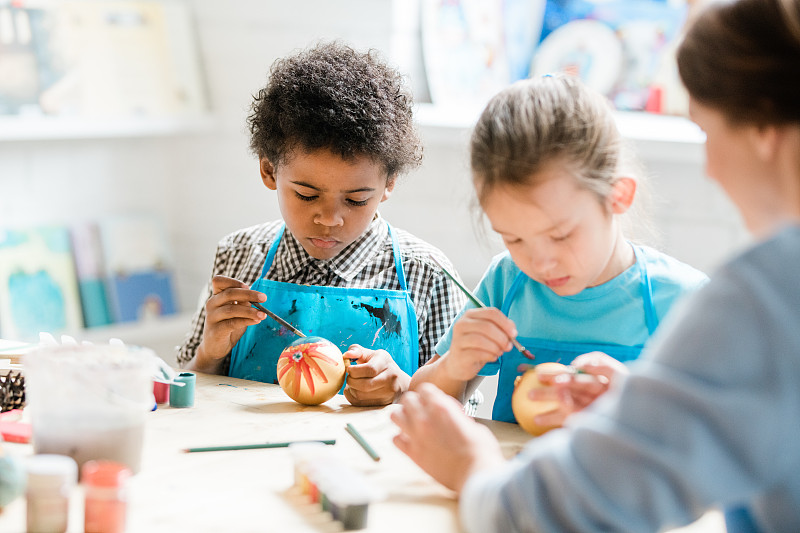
[[176, 215, 467, 373]]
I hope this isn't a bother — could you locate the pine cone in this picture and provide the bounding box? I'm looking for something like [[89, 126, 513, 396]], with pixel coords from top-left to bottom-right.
[[0, 372, 25, 413]]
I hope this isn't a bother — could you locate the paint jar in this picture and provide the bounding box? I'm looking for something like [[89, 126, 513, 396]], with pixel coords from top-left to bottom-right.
[[169, 372, 196, 408], [325, 468, 375, 530], [83, 460, 132, 533], [152, 381, 170, 404], [25, 345, 155, 474], [288, 441, 332, 493], [25, 454, 78, 533]]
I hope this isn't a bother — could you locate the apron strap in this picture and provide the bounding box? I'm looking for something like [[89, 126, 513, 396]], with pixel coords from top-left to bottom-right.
[[501, 245, 659, 335], [633, 245, 658, 335], [387, 223, 408, 291], [260, 224, 286, 278], [501, 271, 528, 315]]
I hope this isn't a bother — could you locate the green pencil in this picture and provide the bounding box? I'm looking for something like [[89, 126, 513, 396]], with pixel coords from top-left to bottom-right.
[[430, 256, 535, 360], [345, 423, 380, 462], [182, 439, 335, 453]]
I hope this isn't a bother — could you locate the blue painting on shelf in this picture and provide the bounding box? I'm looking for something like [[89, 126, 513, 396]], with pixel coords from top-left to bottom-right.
[[107, 271, 176, 323], [421, 0, 546, 106], [97, 214, 177, 324], [532, 0, 688, 111], [70, 222, 113, 328], [0, 227, 84, 340]]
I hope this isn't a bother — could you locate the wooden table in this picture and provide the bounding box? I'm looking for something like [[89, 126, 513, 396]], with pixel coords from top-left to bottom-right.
[[0, 372, 724, 532]]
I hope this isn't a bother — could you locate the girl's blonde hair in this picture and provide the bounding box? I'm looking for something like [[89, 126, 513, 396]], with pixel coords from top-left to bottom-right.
[[470, 75, 635, 206]]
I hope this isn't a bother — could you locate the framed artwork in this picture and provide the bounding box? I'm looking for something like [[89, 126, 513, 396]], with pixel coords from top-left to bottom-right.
[[421, 0, 546, 107], [0, 227, 84, 340], [70, 222, 113, 328], [532, 0, 688, 111], [97, 214, 177, 324]]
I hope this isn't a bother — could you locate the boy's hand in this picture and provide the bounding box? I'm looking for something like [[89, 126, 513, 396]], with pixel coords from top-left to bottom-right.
[[195, 276, 267, 371], [392, 383, 505, 493], [529, 351, 625, 428], [442, 307, 517, 381], [343, 344, 411, 406]]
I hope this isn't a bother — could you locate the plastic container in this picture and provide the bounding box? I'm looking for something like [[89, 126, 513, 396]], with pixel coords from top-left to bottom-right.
[[169, 372, 196, 408], [25, 454, 78, 533], [25, 345, 155, 473], [83, 460, 132, 533]]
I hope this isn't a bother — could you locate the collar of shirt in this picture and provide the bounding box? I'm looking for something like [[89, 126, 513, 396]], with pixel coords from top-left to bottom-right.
[[269, 215, 388, 283]]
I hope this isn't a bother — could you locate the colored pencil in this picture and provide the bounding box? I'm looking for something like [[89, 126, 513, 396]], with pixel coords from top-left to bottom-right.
[[430, 256, 535, 360], [345, 423, 380, 462], [250, 301, 306, 337], [182, 439, 335, 453]]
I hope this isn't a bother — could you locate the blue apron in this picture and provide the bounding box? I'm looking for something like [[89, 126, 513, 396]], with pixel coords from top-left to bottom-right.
[[492, 246, 659, 423], [724, 506, 760, 533], [229, 223, 420, 385]]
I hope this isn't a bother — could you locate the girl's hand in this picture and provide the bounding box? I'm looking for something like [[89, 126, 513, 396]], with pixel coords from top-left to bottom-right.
[[529, 352, 627, 427], [443, 307, 517, 381], [343, 345, 410, 406], [392, 383, 506, 493], [196, 276, 266, 365]]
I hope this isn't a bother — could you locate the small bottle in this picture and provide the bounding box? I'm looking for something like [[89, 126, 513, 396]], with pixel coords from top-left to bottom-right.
[[25, 454, 78, 533], [82, 460, 132, 533]]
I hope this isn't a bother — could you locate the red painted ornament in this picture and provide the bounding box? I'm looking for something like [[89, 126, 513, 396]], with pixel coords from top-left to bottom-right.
[[277, 337, 346, 405]]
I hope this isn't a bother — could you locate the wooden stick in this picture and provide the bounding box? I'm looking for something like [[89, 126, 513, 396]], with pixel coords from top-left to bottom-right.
[[430, 256, 535, 360], [345, 423, 380, 462], [182, 439, 335, 453]]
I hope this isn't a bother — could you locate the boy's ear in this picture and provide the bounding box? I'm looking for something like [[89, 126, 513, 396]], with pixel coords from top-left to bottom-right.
[[608, 177, 637, 215], [260, 158, 277, 190], [380, 176, 397, 202]]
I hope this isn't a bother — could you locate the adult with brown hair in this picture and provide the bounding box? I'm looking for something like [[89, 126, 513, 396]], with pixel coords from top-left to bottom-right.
[[393, 1, 800, 531]]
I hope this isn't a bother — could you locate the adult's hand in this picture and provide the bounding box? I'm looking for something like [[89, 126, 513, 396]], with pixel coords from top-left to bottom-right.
[[391, 383, 505, 493]]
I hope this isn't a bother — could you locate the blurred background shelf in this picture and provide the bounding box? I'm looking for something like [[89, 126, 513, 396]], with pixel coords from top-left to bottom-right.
[[0, 114, 216, 141], [416, 103, 705, 160], [70, 311, 194, 366]]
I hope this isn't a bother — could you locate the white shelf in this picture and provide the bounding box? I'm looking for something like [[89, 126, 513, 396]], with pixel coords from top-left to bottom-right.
[[0, 114, 216, 141], [415, 103, 704, 145], [69, 311, 195, 366], [415, 103, 705, 162]]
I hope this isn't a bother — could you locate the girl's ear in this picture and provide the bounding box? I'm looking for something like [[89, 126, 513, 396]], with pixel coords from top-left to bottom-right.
[[608, 177, 637, 215], [260, 157, 277, 190]]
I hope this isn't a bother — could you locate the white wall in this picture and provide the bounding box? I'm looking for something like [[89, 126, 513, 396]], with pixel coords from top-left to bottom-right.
[[0, 1, 749, 384]]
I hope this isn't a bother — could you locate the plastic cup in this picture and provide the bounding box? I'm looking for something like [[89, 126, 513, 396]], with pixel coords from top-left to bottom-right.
[[25, 344, 155, 474]]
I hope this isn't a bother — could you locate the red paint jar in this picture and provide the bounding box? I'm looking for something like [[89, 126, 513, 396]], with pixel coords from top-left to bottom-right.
[[82, 460, 132, 533]]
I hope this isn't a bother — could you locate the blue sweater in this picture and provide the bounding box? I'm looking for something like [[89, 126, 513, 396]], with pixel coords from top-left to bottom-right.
[[460, 225, 800, 532]]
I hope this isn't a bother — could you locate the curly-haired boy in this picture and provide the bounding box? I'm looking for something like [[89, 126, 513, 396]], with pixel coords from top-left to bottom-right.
[[177, 41, 466, 406]]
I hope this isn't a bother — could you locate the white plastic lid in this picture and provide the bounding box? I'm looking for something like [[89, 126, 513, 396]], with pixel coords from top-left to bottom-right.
[[26, 454, 78, 491]]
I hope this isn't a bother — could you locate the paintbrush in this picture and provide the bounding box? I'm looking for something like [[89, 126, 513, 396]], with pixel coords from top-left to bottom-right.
[[250, 301, 306, 338], [430, 256, 535, 360]]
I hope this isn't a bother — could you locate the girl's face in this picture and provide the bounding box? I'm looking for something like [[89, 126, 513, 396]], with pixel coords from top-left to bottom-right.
[[481, 166, 633, 296], [261, 148, 393, 260]]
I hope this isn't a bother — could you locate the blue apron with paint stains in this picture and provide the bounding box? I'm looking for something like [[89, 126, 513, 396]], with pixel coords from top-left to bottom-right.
[[229, 223, 420, 384], [492, 246, 659, 423]]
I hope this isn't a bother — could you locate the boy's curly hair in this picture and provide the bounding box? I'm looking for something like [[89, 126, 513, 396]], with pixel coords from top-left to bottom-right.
[[247, 41, 423, 182]]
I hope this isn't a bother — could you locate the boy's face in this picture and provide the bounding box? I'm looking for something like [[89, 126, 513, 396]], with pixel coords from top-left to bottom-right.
[[261, 148, 394, 260]]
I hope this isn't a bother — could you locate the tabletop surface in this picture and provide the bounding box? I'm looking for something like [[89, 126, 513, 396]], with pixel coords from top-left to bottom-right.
[[0, 371, 724, 532]]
